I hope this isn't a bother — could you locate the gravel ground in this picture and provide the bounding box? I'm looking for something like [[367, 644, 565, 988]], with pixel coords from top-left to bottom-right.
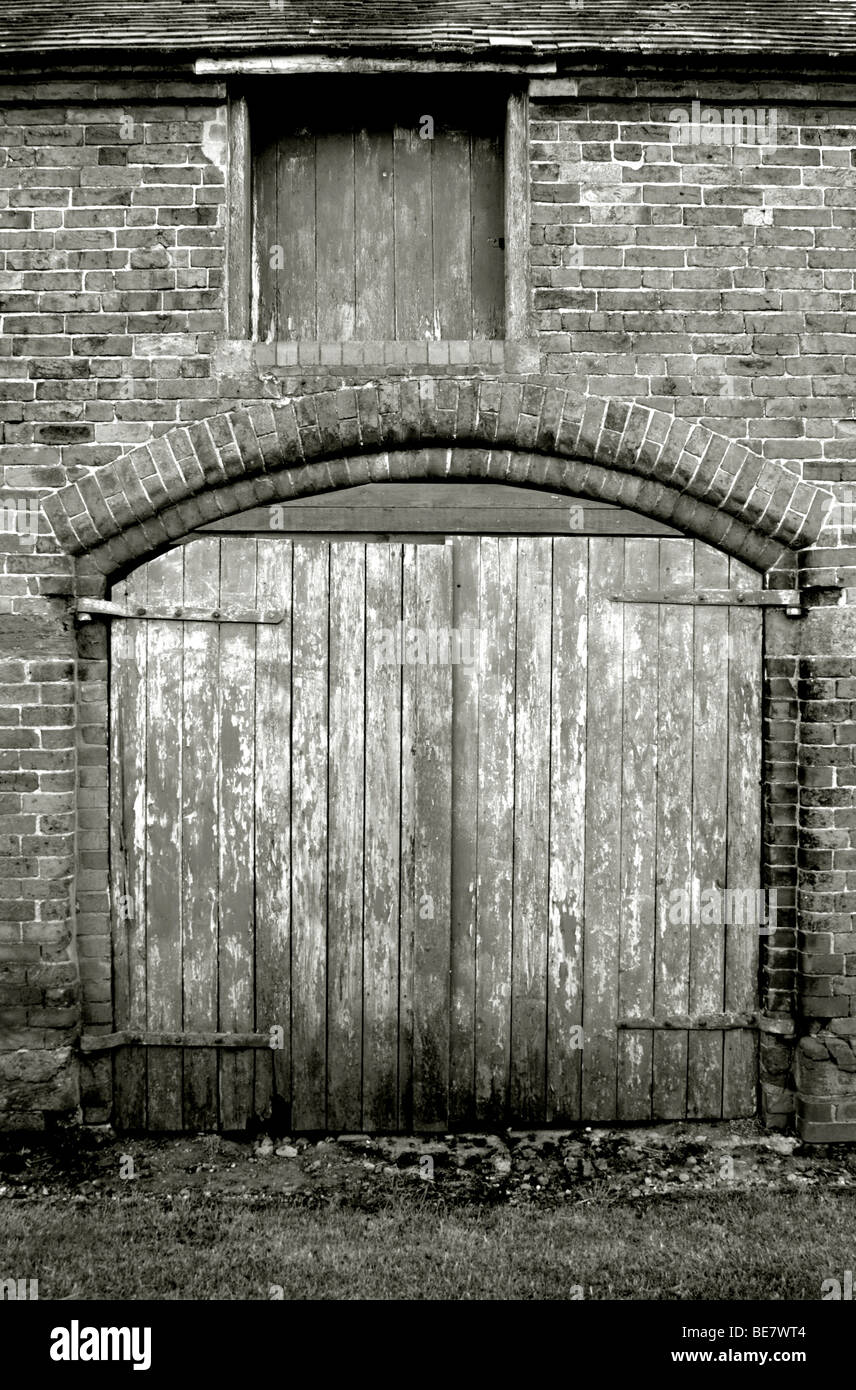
[[2, 1120, 855, 1210]]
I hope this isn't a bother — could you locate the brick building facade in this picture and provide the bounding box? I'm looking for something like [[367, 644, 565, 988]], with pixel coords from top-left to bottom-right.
[[2, 3, 856, 1138]]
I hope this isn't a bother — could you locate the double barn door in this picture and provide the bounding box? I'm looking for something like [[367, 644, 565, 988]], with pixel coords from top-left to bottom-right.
[[108, 524, 762, 1131]]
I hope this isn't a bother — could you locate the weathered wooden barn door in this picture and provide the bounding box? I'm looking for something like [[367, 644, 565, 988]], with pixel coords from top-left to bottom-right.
[[106, 487, 762, 1130]]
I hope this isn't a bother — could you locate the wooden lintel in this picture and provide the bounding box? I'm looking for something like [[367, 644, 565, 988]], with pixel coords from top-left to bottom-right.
[[617, 1013, 758, 1032], [196, 57, 557, 76], [81, 1030, 275, 1053]]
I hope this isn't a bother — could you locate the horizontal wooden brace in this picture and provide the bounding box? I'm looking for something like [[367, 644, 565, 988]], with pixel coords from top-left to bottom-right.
[[74, 598, 285, 625], [617, 1012, 758, 1032], [80, 1030, 275, 1052], [611, 588, 804, 614]]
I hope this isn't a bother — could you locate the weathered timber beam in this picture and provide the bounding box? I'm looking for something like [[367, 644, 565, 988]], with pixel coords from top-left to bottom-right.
[[196, 57, 557, 76]]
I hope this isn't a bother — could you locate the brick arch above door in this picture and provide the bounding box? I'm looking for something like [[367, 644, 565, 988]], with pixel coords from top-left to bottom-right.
[[41, 377, 833, 580]]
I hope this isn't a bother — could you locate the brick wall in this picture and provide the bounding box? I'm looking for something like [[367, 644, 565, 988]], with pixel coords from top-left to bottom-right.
[[1, 71, 855, 1134]]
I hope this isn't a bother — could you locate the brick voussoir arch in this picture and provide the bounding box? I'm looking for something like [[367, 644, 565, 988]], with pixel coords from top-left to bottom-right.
[[42, 377, 832, 576]]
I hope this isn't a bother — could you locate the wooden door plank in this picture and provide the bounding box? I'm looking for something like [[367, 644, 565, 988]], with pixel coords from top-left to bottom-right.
[[277, 134, 317, 340], [253, 133, 280, 343], [617, 539, 659, 1120], [196, 484, 681, 540], [449, 536, 480, 1126], [315, 132, 356, 340], [398, 544, 417, 1129], [217, 539, 257, 1130], [181, 539, 220, 1130], [410, 543, 454, 1129], [431, 130, 472, 338], [355, 128, 395, 339], [470, 130, 505, 339], [653, 540, 695, 1119], [144, 550, 184, 1130], [254, 539, 293, 1123], [510, 537, 552, 1124], [200, 502, 679, 539], [110, 567, 148, 1129], [688, 544, 730, 1119], [291, 542, 329, 1129], [547, 536, 587, 1123], [393, 125, 434, 338], [582, 538, 624, 1120], [363, 544, 402, 1129], [723, 556, 763, 1117], [474, 537, 516, 1124], [326, 542, 366, 1129]]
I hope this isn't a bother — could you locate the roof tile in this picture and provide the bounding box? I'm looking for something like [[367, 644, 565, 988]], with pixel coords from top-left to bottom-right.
[[2, 2, 856, 58]]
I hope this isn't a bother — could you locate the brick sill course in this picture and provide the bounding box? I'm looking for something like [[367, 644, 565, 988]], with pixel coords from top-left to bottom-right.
[[253, 339, 541, 371]]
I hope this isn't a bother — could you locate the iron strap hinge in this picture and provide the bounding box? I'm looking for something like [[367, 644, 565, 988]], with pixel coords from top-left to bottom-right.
[[617, 1012, 758, 1032], [73, 598, 285, 625], [80, 1030, 275, 1052], [610, 589, 804, 616]]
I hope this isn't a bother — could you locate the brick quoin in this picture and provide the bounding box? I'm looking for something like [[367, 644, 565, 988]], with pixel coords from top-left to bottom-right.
[[1, 69, 856, 1139]]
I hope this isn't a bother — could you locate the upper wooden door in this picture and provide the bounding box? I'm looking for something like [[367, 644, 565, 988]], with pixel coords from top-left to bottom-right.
[[108, 527, 762, 1131], [251, 77, 506, 342]]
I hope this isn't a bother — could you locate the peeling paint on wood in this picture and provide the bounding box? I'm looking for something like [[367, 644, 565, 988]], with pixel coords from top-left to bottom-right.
[[109, 527, 762, 1131]]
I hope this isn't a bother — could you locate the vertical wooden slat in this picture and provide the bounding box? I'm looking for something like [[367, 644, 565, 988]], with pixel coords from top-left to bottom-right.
[[503, 90, 528, 340], [617, 539, 659, 1120], [181, 539, 220, 1130], [110, 568, 147, 1129], [547, 536, 587, 1123], [315, 132, 356, 340], [217, 540, 256, 1130], [355, 128, 395, 339], [449, 536, 479, 1126], [398, 545, 417, 1128], [471, 129, 506, 339], [410, 543, 454, 1129], [144, 550, 184, 1130], [277, 134, 317, 340], [253, 131, 280, 343], [653, 540, 695, 1119], [326, 542, 365, 1129], [510, 537, 552, 1123], [723, 557, 763, 1116], [431, 129, 472, 338], [227, 95, 252, 339], [393, 125, 434, 338], [582, 539, 624, 1119], [254, 539, 293, 1123], [291, 543, 329, 1129], [688, 544, 730, 1118], [474, 537, 516, 1124], [363, 544, 402, 1129]]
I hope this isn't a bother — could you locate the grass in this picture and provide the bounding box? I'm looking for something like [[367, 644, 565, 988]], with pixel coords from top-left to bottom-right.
[[2, 1187, 854, 1299]]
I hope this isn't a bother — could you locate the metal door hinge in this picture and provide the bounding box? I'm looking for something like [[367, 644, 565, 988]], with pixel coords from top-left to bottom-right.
[[73, 598, 285, 625], [618, 1012, 758, 1032], [80, 1030, 274, 1052], [611, 589, 805, 617]]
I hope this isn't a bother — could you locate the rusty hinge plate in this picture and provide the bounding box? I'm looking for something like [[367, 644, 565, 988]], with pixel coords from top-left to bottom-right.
[[74, 599, 285, 625], [617, 1012, 758, 1032], [80, 1030, 275, 1052], [611, 589, 803, 615]]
